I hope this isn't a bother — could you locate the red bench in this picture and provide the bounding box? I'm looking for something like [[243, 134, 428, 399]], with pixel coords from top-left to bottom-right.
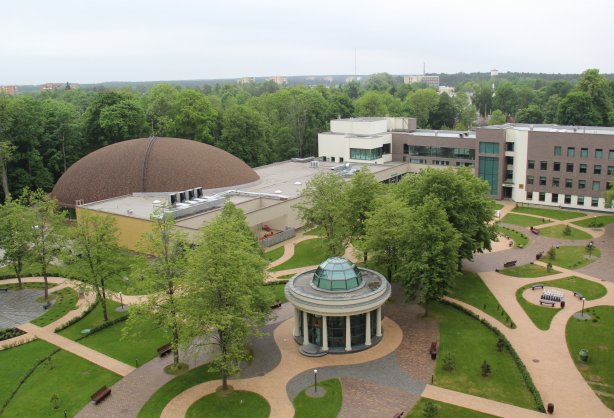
[[91, 386, 111, 404], [429, 341, 438, 359]]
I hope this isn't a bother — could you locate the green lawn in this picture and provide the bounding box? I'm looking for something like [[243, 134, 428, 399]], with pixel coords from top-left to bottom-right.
[[31, 287, 79, 327], [138, 363, 219, 418], [541, 245, 600, 270], [493, 203, 504, 211], [544, 276, 607, 300], [265, 246, 285, 263], [269, 238, 331, 272], [186, 390, 270, 418], [497, 225, 529, 248], [2, 349, 121, 418], [58, 300, 128, 339], [515, 285, 560, 330], [293, 378, 342, 418], [573, 215, 614, 228], [512, 206, 586, 220], [262, 283, 287, 303], [449, 271, 514, 328], [0, 340, 56, 409], [500, 263, 559, 278], [431, 302, 537, 410], [538, 224, 593, 240], [304, 226, 324, 236], [567, 306, 614, 411], [406, 398, 498, 418], [501, 213, 551, 228]]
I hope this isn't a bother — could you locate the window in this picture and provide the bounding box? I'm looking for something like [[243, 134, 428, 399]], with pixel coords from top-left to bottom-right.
[[565, 179, 573, 188], [433, 160, 450, 166], [553, 162, 561, 171], [596, 149, 603, 159], [350, 147, 383, 160], [593, 181, 601, 191], [539, 192, 546, 202], [552, 193, 559, 203], [594, 165, 602, 175], [592, 197, 599, 207], [322, 156, 327, 162], [578, 180, 586, 189], [540, 161, 548, 170], [581, 148, 588, 158], [609, 150, 614, 160], [554, 146, 562, 156], [409, 158, 426, 164], [567, 147, 575, 157], [552, 177, 560, 187], [403, 144, 409, 154], [479, 142, 500, 154], [527, 175, 534, 185], [539, 176, 547, 186], [331, 157, 335, 162], [578, 196, 585, 205], [339, 157, 344, 163], [479, 157, 499, 196], [566, 163, 574, 173], [528, 160, 535, 169], [609, 166, 614, 175], [382, 143, 391, 154], [565, 194, 572, 204], [526, 191, 533, 200], [579, 164, 587, 174], [506, 142, 514, 151]]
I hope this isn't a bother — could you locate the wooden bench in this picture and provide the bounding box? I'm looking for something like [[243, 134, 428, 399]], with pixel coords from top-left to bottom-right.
[[573, 292, 584, 299], [43, 301, 52, 310], [157, 343, 172, 358], [531, 284, 544, 290], [536, 251, 544, 260], [0, 288, 8, 292], [270, 301, 282, 309], [539, 301, 556, 307], [392, 412, 404, 418], [91, 386, 111, 404], [503, 260, 517, 268], [530, 229, 540, 235], [429, 341, 437, 359]]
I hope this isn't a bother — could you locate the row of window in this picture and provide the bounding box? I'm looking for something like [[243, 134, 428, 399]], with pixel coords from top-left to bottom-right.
[[480, 142, 499, 155], [403, 145, 474, 160], [527, 176, 602, 191], [405, 157, 473, 167], [526, 192, 600, 207], [350, 147, 383, 160], [554, 146, 614, 159], [528, 160, 614, 175]]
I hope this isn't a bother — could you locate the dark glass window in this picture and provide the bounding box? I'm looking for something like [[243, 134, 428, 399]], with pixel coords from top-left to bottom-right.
[[567, 147, 575, 157], [552, 178, 560, 187], [594, 165, 602, 175], [566, 163, 574, 173], [592, 197, 599, 207], [539, 176, 547, 186], [578, 196, 585, 205], [552, 193, 559, 203], [528, 160, 535, 169], [581, 148, 589, 158], [540, 161, 547, 170], [609, 150, 614, 160], [565, 179, 572, 188], [579, 164, 587, 174], [578, 180, 586, 189], [554, 146, 562, 156], [526, 191, 532, 200], [553, 162, 561, 171], [527, 176, 534, 185], [565, 194, 572, 204], [539, 192, 546, 202], [506, 142, 514, 151], [479, 157, 499, 196], [479, 142, 500, 154], [596, 149, 603, 158]]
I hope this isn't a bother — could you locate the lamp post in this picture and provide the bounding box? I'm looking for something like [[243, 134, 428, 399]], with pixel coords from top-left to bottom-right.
[[587, 241, 593, 258], [314, 369, 318, 392], [581, 297, 586, 318], [119, 292, 124, 309]]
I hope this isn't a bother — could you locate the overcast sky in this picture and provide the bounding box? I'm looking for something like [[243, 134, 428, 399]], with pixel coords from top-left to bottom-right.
[[2, 0, 614, 85]]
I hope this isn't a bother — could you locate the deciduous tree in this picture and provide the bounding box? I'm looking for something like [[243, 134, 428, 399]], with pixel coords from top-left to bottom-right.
[[0, 195, 35, 288]]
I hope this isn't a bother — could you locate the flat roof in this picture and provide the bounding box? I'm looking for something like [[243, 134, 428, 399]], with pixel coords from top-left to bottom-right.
[[407, 130, 476, 139], [482, 123, 614, 136]]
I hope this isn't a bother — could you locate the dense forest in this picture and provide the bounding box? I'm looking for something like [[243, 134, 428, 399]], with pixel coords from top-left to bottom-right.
[[1, 68, 613, 201]]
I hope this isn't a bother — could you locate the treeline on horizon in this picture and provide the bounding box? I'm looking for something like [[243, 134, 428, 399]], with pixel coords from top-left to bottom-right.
[[0, 68, 613, 201]]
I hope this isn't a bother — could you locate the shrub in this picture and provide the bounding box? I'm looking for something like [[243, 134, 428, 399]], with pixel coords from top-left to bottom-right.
[[0, 328, 25, 341], [496, 338, 506, 352], [423, 401, 438, 417], [442, 352, 456, 372], [547, 247, 556, 260], [481, 360, 491, 377], [563, 225, 572, 236]]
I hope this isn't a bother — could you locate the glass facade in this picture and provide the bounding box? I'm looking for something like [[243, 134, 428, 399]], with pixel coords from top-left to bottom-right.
[[479, 142, 499, 154], [313, 258, 363, 291], [479, 157, 499, 196], [404, 145, 475, 160], [350, 147, 383, 160], [300, 311, 378, 350]]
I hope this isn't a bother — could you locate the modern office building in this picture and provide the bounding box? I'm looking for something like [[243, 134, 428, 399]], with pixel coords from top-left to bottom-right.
[[403, 75, 440, 89]]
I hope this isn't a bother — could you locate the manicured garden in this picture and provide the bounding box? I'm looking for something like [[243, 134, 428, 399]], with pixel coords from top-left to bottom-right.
[[265, 246, 285, 263], [512, 206, 586, 220], [537, 224, 593, 240], [501, 213, 551, 228], [431, 302, 540, 410], [262, 283, 287, 303], [269, 238, 330, 272], [293, 378, 342, 418], [573, 215, 614, 228], [449, 271, 514, 328], [497, 225, 528, 248], [515, 286, 560, 330], [543, 276, 606, 300], [58, 300, 128, 340], [31, 287, 79, 327], [500, 263, 558, 278], [406, 398, 498, 418], [541, 245, 600, 270], [566, 306, 614, 410], [186, 390, 270, 418]]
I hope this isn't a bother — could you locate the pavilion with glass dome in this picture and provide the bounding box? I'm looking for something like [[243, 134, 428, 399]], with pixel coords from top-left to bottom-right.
[[284, 257, 391, 355]]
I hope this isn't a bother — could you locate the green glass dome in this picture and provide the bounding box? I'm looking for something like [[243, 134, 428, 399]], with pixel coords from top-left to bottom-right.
[[312, 257, 363, 291]]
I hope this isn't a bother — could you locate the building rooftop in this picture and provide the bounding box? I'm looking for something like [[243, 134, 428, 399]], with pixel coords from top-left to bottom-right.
[[482, 123, 614, 136], [288, 267, 386, 302], [409, 129, 476, 139]]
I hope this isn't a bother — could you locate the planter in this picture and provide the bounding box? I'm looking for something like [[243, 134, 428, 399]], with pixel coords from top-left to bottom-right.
[[579, 348, 589, 362]]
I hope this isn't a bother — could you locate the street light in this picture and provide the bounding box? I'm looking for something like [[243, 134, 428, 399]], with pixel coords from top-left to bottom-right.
[[581, 297, 586, 318], [314, 369, 318, 392]]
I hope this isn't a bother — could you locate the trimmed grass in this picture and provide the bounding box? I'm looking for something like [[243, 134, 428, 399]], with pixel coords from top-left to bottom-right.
[[538, 224, 593, 240], [262, 283, 287, 303], [567, 306, 614, 411], [138, 363, 219, 418], [269, 238, 331, 272], [501, 213, 551, 228], [500, 263, 559, 278], [58, 299, 128, 340], [512, 206, 586, 220], [2, 349, 121, 418], [304, 226, 324, 236], [493, 203, 504, 211], [431, 302, 536, 410], [186, 390, 270, 418], [449, 271, 515, 328], [497, 225, 529, 248], [31, 287, 79, 327], [515, 285, 560, 330], [406, 398, 498, 418], [265, 246, 285, 263], [293, 378, 342, 418], [573, 215, 614, 228], [545, 276, 607, 300], [542, 245, 600, 270]]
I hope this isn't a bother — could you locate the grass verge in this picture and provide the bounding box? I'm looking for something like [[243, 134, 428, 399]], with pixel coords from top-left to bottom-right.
[[500, 264, 559, 278], [293, 378, 342, 418], [497, 225, 529, 248], [573, 215, 614, 228], [515, 285, 560, 330], [58, 299, 128, 340], [265, 246, 285, 263], [543, 276, 607, 300], [542, 245, 600, 270], [512, 206, 586, 220], [538, 224, 593, 240], [186, 390, 270, 418], [406, 398, 498, 418], [31, 287, 79, 327], [501, 213, 551, 228], [269, 238, 331, 272]]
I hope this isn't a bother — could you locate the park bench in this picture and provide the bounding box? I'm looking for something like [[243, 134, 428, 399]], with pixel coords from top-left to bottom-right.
[[530, 228, 540, 235], [573, 292, 584, 299], [536, 251, 544, 260], [157, 343, 172, 358], [0, 288, 8, 292], [531, 284, 544, 290], [43, 301, 52, 310], [429, 341, 438, 360], [270, 300, 282, 309], [539, 301, 556, 307], [503, 260, 517, 268], [91, 386, 111, 404], [392, 412, 404, 418]]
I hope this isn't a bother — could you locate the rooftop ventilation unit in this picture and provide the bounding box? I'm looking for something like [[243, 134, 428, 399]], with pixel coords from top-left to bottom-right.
[[179, 192, 187, 203], [188, 189, 195, 201], [196, 187, 203, 198], [170, 194, 177, 206]]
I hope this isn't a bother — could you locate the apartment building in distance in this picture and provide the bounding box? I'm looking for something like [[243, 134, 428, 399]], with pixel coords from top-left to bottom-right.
[[403, 75, 440, 89], [0, 85, 18, 96], [318, 118, 614, 212]]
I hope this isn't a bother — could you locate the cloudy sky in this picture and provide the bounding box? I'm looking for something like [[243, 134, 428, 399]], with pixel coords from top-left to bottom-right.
[[2, 0, 613, 85]]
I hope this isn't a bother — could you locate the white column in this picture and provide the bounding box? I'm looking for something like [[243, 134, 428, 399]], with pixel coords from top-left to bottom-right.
[[365, 311, 372, 346], [322, 315, 328, 351], [376, 306, 382, 337], [302, 311, 309, 345], [293, 308, 301, 337], [345, 315, 352, 351]]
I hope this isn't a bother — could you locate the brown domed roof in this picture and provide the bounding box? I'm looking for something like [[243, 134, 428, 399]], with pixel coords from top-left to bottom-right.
[[51, 137, 259, 207]]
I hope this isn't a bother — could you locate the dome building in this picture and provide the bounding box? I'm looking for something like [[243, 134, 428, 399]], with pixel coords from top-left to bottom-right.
[[285, 257, 391, 355]]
